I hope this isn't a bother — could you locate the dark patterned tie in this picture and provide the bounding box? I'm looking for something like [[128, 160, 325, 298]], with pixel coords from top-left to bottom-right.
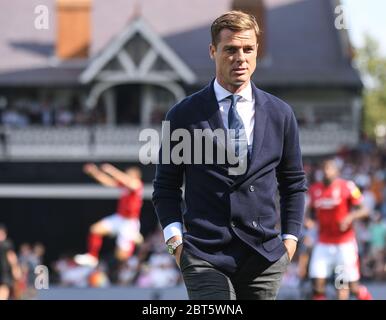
[[227, 95, 248, 160]]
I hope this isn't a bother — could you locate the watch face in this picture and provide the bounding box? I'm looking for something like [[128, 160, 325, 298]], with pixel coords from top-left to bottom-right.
[[167, 246, 174, 255]]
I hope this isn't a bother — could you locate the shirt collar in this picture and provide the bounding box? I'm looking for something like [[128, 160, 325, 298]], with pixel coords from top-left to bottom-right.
[[213, 78, 253, 103]]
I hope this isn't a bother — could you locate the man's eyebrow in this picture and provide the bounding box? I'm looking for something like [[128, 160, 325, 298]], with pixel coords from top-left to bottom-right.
[[223, 44, 256, 49], [223, 45, 238, 49]]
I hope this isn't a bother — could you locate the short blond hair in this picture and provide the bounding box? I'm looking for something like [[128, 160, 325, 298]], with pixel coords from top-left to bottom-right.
[[211, 10, 260, 47]]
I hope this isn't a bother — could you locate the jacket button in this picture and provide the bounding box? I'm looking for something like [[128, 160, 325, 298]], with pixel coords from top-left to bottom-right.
[[252, 221, 258, 227], [230, 221, 236, 228], [249, 185, 255, 192]]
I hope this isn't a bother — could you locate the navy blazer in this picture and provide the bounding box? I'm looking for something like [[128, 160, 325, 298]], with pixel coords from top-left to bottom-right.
[[152, 80, 307, 273]]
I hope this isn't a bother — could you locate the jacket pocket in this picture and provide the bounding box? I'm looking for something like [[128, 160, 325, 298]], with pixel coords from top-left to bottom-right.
[[257, 215, 279, 240], [262, 236, 282, 252], [257, 215, 281, 252]]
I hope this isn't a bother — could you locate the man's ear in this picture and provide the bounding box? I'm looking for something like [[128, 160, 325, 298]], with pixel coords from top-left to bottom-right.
[[209, 43, 216, 60]]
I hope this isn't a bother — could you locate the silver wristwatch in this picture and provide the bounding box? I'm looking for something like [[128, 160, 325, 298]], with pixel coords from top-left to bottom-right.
[[167, 239, 183, 255]]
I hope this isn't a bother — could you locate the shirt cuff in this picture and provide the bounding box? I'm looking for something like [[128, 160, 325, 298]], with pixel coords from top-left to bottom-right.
[[163, 222, 183, 243], [282, 234, 298, 242]]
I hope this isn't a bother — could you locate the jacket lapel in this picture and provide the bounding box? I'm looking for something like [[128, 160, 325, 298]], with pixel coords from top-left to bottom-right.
[[201, 79, 226, 132], [200, 80, 228, 155]]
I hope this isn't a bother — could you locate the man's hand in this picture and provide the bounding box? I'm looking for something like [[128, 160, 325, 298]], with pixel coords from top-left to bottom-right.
[[167, 236, 183, 267], [174, 244, 183, 267], [83, 163, 98, 175], [283, 239, 297, 261], [339, 214, 354, 232], [100, 163, 116, 174]]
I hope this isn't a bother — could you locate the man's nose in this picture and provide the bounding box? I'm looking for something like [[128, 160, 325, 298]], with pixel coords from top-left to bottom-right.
[[236, 49, 246, 63]]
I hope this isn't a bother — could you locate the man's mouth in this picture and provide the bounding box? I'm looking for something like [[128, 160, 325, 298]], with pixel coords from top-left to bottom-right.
[[232, 68, 247, 74]]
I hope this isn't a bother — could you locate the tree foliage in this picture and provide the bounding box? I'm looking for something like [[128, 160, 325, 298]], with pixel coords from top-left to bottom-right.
[[355, 34, 386, 137]]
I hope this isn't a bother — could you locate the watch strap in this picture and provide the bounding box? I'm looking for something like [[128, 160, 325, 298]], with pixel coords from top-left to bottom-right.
[[167, 239, 183, 255]]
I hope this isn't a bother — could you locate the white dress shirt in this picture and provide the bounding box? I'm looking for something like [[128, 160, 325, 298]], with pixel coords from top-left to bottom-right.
[[163, 79, 298, 243], [214, 78, 255, 145]]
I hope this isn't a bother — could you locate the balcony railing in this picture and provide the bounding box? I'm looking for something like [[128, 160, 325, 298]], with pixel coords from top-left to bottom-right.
[[0, 124, 359, 160]]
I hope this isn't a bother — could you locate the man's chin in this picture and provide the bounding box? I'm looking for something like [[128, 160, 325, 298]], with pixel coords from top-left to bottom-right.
[[231, 78, 249, 87]]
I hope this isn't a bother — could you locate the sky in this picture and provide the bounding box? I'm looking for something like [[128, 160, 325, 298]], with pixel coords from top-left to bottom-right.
[[342, 0, 386, 55]]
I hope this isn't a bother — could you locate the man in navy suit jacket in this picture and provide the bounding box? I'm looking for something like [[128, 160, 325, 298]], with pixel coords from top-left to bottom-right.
[[152, 10, 307, 300]]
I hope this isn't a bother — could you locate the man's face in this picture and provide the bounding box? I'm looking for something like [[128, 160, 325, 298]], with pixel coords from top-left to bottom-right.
[[323, 161, 339, 182], [210, 28, 258, 92]]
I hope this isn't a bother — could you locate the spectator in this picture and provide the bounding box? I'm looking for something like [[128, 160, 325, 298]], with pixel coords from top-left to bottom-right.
[[367, 213, 386, 280], [0, 224, 22, 300]]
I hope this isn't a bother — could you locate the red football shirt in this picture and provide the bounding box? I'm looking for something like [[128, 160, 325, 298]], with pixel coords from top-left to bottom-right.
[[116, 183, 143, 219], [309, 178, 362, 244]]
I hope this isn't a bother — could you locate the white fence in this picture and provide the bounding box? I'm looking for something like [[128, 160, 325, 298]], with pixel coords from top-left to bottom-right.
[[0, 125, 160, 161], [299, 126, 359, 155], [0, 125, 359, 160]]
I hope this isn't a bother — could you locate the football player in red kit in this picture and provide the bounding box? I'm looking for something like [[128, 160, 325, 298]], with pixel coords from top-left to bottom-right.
[[307, 159, 372, 300], [75, 164, 143, 267]]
